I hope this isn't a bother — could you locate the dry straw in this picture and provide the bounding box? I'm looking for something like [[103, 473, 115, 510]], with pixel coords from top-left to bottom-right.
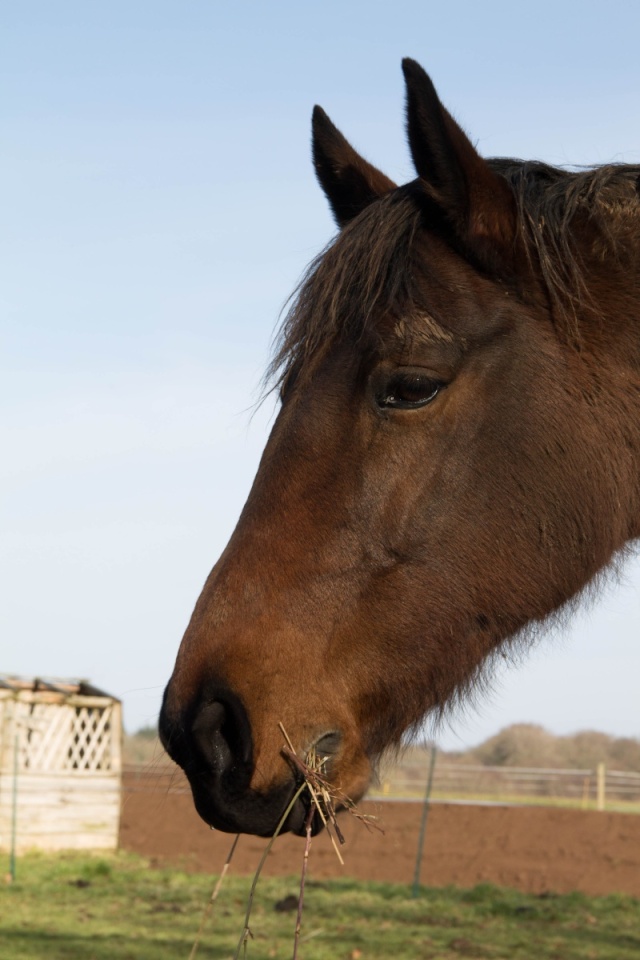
[[232, 778, 307, 960], [190, 722, 381, 959], [188, 833, 240, 960]]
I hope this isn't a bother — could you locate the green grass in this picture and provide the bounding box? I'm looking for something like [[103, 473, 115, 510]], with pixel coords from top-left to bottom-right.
[[1, 851, 640, 959]]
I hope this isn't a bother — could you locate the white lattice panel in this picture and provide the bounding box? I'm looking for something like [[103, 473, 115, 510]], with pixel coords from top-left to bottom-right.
[[66, 705, 113, 771], [11, 701, 115, 773]]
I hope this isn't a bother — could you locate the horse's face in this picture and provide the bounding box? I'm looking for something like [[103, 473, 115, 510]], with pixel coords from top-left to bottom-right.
[[159, 231, 571, 835], [160, 61, 638, 835]]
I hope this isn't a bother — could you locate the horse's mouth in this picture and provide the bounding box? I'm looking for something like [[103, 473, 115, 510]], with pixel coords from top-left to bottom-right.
[[285, 788, 330, 837], [185, 765, 335, 838]]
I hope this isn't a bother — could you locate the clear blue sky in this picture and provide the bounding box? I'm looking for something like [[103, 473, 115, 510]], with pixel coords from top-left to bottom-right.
[[2, 2, 639, 747]]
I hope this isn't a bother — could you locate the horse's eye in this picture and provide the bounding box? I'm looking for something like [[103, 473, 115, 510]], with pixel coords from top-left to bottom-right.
[[376, 372, 443, 410]]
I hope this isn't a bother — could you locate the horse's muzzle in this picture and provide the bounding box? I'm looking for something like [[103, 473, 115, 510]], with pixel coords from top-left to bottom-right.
[[158, 683, 318, 836]]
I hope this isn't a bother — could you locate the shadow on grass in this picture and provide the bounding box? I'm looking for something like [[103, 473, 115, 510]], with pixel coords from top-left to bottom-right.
[[0, 928, 230, 960]]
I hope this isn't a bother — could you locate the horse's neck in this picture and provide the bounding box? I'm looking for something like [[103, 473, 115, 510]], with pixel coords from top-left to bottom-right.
[[591, 258, 640, 538]]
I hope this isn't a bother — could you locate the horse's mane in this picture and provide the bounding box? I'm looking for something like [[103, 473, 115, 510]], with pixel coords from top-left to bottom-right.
[[269, 161, 640, 388], [492, 159, 640, 338]]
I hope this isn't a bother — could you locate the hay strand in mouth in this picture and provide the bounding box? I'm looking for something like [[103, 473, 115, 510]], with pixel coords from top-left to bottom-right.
[[292, 803, 314, 960], [233, 723, 383, 957], [232, 780, 307, 960], [188, 833, 239, 960], [281, 743, 345, 864], [280, 725, 383, 852]]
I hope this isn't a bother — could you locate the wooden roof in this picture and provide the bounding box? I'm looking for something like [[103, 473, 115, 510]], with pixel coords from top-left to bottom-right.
[[0, 675, 119, 701]]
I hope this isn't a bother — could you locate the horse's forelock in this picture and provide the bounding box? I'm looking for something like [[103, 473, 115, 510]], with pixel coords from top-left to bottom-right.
[[269, 159, 640, 392], [268, 187, 425, 390]]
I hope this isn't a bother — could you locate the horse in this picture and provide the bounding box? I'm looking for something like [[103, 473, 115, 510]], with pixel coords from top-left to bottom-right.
[[159, 59, 640, 837]]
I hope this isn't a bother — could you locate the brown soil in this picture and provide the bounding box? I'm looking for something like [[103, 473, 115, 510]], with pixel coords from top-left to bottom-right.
[[119, 772, 640, 897]]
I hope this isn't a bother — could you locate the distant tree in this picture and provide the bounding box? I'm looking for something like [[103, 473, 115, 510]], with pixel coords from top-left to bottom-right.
[[470, 724, 562, 768], [560, 730, 611, 769], [609, 737, 640, 771], [561, 731, 640, 771], [452, 724, 640, 771]]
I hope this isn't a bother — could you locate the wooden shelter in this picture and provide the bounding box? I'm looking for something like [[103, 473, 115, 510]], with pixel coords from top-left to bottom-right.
[[0, 676, 122, 852]]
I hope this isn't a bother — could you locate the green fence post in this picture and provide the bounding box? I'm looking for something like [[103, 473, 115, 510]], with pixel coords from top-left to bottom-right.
[[9, 730, 18, 882], [411, 744, 437, 898]]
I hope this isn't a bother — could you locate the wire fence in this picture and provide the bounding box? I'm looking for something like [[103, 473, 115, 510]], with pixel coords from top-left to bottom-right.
[[122, 759, 640, 812]]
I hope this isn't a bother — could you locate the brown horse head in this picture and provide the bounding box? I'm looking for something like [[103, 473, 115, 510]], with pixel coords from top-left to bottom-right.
[[159, 60, 640, 836]]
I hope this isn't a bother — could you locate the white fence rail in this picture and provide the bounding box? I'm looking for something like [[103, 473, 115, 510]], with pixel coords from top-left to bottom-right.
[[374, 761, 640, 808]]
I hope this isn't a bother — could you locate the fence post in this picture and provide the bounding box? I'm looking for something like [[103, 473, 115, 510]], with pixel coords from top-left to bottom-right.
[[411, 745, 437, 898], [9, 730, 19, 882], [596, 763, 606, 811]]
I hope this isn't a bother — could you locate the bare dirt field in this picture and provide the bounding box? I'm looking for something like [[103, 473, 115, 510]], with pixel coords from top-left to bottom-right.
[[120, 772, 640, 897]]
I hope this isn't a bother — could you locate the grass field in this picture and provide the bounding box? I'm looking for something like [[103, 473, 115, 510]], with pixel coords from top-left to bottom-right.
[[1, 851, 640, 959]]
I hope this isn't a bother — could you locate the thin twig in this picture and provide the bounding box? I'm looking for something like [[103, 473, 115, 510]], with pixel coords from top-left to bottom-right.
[[278, 721, 296, 754], [232, 781, 307, 960], [292, 804, 314, 960], [188, 833, 239, 960]]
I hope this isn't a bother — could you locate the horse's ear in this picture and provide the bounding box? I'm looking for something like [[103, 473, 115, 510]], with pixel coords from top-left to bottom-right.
[[312, 105, 397, 228], [402, 59, 516, 268]]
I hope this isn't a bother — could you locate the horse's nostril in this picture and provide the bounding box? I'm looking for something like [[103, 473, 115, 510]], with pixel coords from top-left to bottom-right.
[[188, 689, 254, 779], [313, 730, 343, 757], [191, 701, 232, 772]]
